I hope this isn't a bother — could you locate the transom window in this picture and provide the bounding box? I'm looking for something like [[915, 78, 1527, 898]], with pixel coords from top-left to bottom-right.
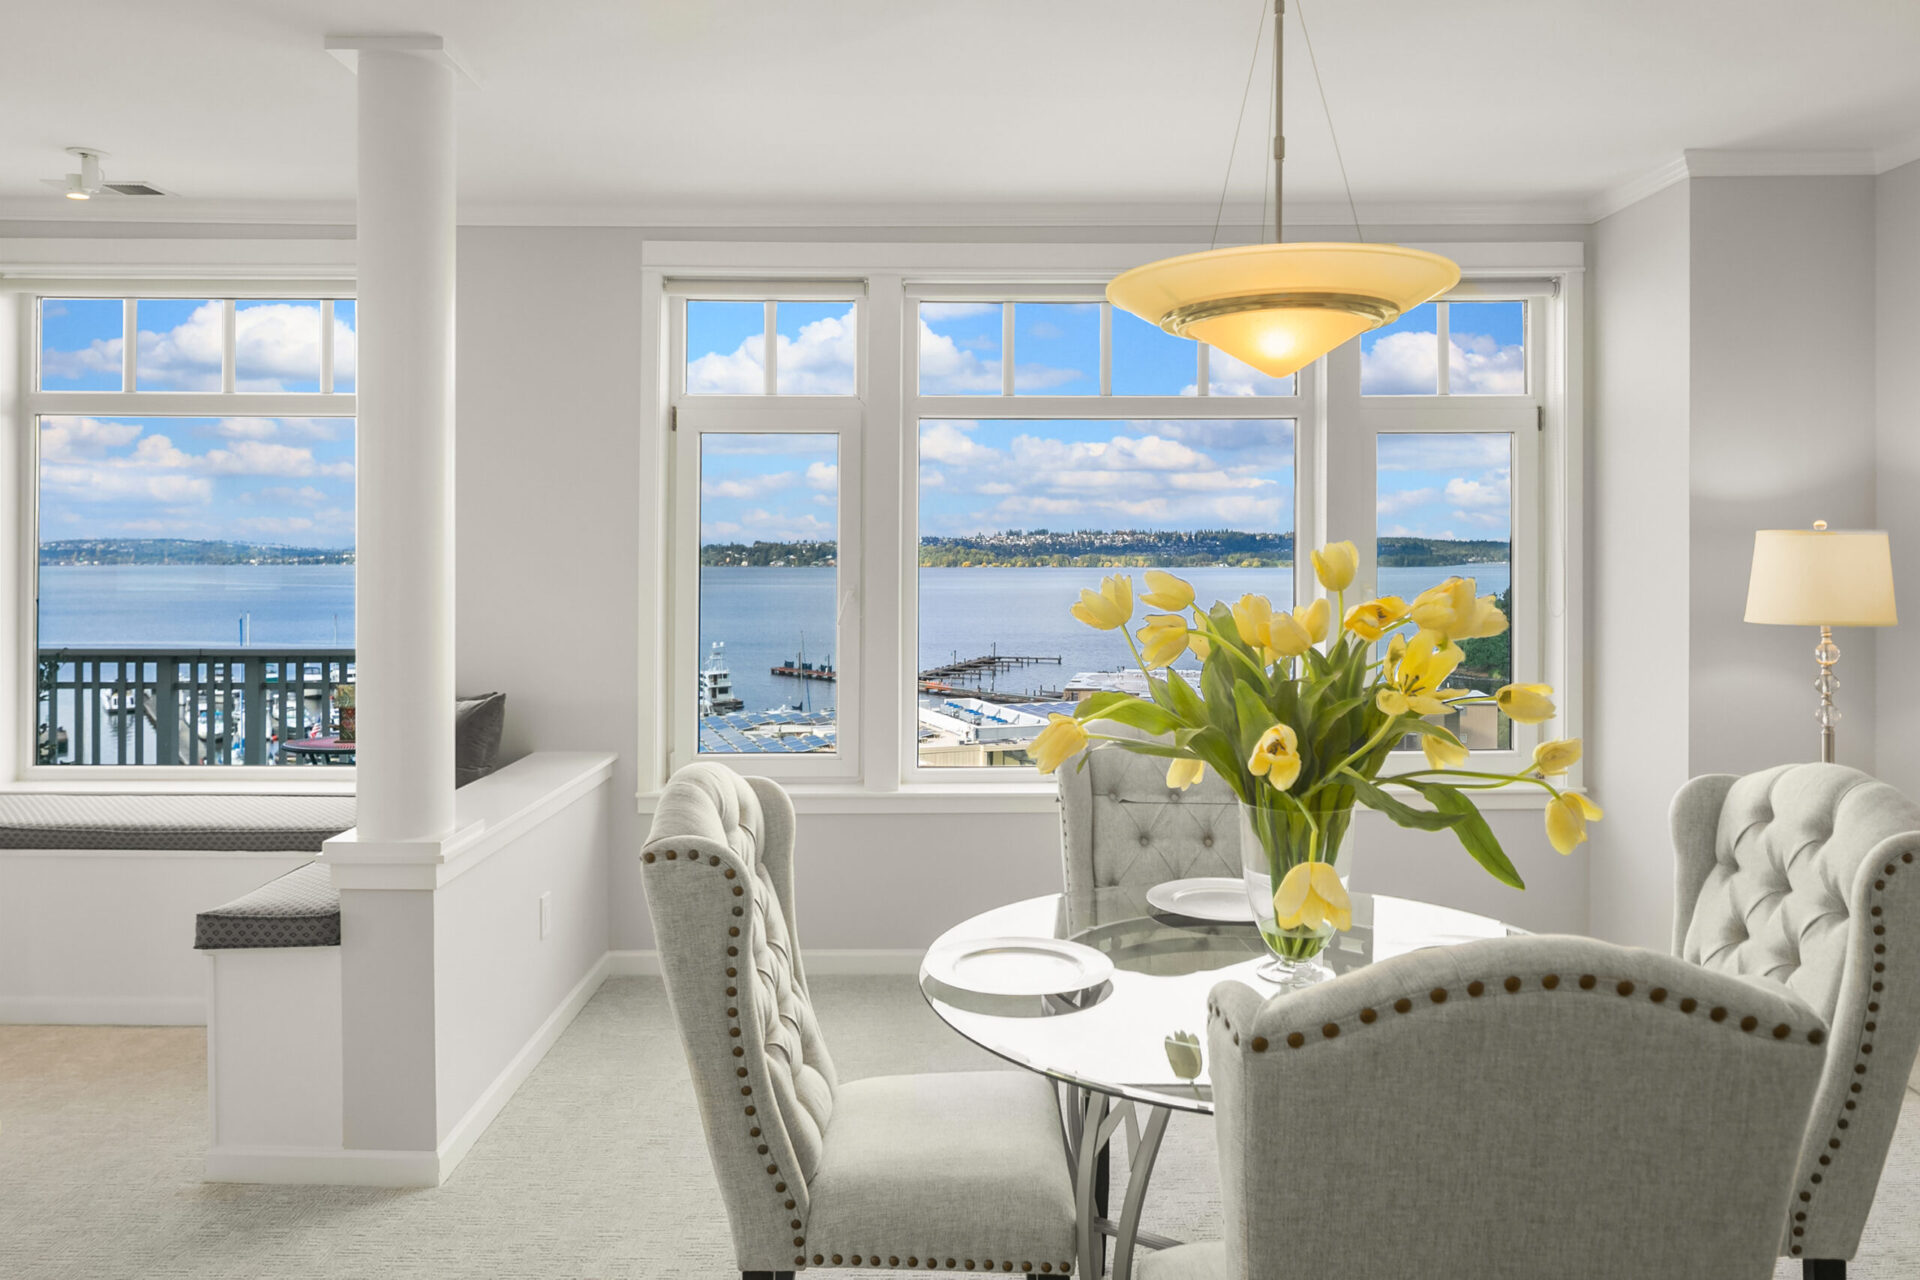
[[24, 292, 356, 770]]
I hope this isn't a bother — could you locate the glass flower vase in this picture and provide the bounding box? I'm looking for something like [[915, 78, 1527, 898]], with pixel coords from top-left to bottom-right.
[[1240, 798, 1352, 989]]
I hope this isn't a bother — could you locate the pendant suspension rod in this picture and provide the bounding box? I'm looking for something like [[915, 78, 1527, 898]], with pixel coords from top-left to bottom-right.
[[1273, 0, 1286, 245]]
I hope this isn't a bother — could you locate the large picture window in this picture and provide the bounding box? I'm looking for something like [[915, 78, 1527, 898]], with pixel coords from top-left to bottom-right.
[[656, 266, 1571, 792], [26, 294, 356, 768]]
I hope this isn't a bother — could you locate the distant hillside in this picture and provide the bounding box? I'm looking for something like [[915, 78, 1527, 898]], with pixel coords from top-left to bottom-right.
[[39, 539, 355, 567], [701, 531, 1512, 570]]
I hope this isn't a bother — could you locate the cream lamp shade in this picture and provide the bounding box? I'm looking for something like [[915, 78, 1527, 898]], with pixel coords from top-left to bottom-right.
[[1744, 527, 1898, 627]]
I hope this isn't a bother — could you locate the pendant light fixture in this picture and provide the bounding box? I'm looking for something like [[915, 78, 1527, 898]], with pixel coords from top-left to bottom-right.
[[1108, 0, 1458, 379]]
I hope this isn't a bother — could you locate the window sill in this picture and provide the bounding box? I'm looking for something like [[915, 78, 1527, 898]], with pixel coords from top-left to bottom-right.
[[636, 779, 1567, 817]]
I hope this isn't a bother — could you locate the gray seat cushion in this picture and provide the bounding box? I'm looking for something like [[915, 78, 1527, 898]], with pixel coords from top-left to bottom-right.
[[1136, 1241, 1228, 1280], [194, 861, 340, 949], [0, 793, 355, 852], [802, 1071, 1077, 1274]]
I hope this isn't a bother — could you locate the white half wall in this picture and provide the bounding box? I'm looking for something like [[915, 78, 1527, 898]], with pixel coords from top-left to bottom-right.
[[1588, 179, 1693, 950]]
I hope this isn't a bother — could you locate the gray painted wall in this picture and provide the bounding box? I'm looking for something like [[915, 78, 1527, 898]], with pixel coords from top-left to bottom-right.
[[1876, 160, 1920, 797], [1588, 180, 1693, 951]]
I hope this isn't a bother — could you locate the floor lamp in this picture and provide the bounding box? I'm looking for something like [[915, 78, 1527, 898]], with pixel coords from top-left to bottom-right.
[[1744, 521, 1898, 764]]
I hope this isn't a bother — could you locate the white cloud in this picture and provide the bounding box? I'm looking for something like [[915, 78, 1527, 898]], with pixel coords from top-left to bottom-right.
[[775, 308, 857, 394], [702, 471, 796, 500], [917, 320, 1002, 394], [257, 485, 331, 508], [133, 301, 224, 391], [919, 302, 998, 321], [39, 417, 142, 462], [1377, 486, 1439, 517], [805, 461, 838, 491], [1360, 330, 1439, 395], [209, 417, 281, 440], [920, 421, 1000, 466], [1444, 475, 1508, 509], [1449, 333, 1524, 395], [41, 463, 213, 506], [233, 302, 327, 391]]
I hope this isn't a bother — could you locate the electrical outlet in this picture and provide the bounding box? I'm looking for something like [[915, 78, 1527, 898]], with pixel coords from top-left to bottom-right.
[[538, 891, 552, 940]]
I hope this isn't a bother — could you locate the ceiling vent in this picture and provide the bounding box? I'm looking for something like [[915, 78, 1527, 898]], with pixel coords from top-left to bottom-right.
[[102, 181, 169, 197]]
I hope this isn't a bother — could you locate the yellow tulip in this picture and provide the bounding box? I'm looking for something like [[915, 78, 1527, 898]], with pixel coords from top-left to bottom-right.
[[1266, 610, 1314, 658], [1138, 614, 1190, 668], [1031, 714, 1090, 775], [1071, 574, 1133, 631], [1545, 792, 1603, 855], [1409, 577, 1510, 642], [1423, 733, 1471, 770], [1377, 629, 1462, 718], [1188, 629, 1212, 660], [1272, 861, 1353, 932], [1140, 570, 1195, 612], [1247, 723, 1302, 792], [1496, 683, 1557, 724], [1231, 594, 1275, 648], [1311, 541, 1358, 593], [1531, 738, 1582, 777], [1164, 1030, 1203, 1081], [1294, 597, 1330, 645], [1343, 596, 1408, 642], [1166, 758, 1206, 790]]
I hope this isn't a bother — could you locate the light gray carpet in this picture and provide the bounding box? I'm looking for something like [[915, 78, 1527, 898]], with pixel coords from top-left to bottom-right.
[[0, 976, 1915, 1278]]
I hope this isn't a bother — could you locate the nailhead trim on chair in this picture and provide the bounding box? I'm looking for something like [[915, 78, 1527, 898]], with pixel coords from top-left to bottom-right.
[[644, 847, 815, 1270], [1210, 972, 1825, 1058], [647, 843, 1074, 1275], [1784, 847, 1912, 1259], [807, 1255, 1068, 1273]]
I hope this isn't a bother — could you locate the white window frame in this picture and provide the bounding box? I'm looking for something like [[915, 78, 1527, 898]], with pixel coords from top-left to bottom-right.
[[8, 283, 357, 786], [665, 288, 868, 782], [1325, 287, 1554, 778], [638, 241, 1583, 811], [902, 281, 1311, 786]]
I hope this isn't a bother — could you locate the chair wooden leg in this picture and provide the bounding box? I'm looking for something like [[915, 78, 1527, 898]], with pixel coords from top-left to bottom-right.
[[1803, 1261, 1845, 1280]]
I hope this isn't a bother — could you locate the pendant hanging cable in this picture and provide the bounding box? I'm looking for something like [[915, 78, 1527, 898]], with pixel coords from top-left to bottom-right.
[[1209, 0, 1271, 251], [1295, 0, 1364, 242]]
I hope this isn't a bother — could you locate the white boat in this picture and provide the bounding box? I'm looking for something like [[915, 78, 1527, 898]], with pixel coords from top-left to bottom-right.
[[698, 642, 744, 716]]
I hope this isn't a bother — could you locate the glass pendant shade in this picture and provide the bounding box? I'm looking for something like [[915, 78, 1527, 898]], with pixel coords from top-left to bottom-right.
[[1107, 242, 1462, 378]]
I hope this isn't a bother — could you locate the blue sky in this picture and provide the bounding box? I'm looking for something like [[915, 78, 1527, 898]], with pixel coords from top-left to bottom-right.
[[700, 434, 837, 545], [687, 298, 1516, 545], [38, 299, 357, 547]]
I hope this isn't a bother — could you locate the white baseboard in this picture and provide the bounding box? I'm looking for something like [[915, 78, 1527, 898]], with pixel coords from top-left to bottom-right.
[[204, 1144, 443, 1187], [0, 994, 205, 1026], [606, 948, 924, 977]]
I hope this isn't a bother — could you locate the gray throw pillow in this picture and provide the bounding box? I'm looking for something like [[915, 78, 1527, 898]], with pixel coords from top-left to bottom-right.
[[454, 691, 507, 787]]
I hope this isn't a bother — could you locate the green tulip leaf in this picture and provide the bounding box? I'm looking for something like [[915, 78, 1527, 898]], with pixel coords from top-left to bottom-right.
[[1343, 774, 1462, 831], [1410, 782, 1527, 890]]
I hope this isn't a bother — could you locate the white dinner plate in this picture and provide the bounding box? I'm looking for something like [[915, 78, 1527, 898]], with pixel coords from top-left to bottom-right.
[[923, 936, 1116, 998], [1146, 876, 1255, 923]]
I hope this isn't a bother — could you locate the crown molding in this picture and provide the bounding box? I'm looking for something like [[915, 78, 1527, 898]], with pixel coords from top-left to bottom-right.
[[1682, 148, 1878, 178], [1875, 130, 1920, 176], [1587, 155, 1692, 222]]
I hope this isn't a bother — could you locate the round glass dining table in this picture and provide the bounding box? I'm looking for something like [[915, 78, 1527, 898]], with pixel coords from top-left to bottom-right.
[[919, 886, 1523, 1280]]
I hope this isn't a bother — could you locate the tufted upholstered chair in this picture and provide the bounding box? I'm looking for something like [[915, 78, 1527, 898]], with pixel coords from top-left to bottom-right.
[[1058, 724, 1240, 907], [1135, 935, 1827, 1280], [641, 763, 1078, 1279], [1672, 762, 1920, 1278]]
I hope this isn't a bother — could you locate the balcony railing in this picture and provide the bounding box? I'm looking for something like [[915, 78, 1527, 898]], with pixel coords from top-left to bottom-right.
[[36, 646, 355, 766]]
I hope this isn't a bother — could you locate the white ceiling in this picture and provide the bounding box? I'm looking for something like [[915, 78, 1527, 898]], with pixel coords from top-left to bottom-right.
[[5, 0, 1920, 226]]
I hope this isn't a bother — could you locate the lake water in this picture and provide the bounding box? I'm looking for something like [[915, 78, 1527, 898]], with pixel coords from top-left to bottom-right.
[[39, 565, 355, 649], [701, 562, 1512, 716], [36, 560, 1511, 723]]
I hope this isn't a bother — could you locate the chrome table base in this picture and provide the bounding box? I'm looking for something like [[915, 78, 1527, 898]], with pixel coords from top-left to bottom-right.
[[1065, 1086, 1177, 1279]]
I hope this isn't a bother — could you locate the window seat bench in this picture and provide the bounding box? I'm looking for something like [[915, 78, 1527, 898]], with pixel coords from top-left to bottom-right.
[[0, 793, 354, 852], [0, 794, 354, 1023], [194, 861, 339, 950]]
